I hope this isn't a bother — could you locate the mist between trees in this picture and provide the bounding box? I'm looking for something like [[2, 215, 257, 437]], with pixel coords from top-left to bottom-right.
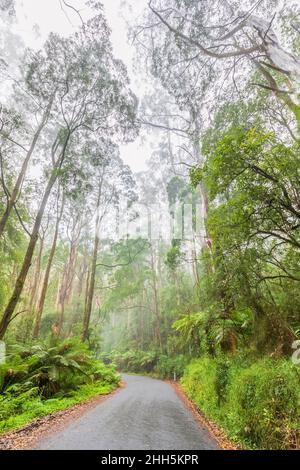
[[90, 201, 205, 242], [0, 0, 299, 450]]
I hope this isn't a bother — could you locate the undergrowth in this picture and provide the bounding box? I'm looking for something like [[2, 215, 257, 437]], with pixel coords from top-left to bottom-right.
[[0, 338, 120, 434]]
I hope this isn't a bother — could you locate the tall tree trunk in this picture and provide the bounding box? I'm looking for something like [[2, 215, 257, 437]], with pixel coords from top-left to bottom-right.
[[82, 180, 103, 342], [57, 218, 80, 336], [83, 268, 90, 318], [28, 235, 45, 316], [0, 132, 70, 340], [191, 233, 200, 286], [82, 227, 100, 342], [191, 122, 212, 252], [19, 235, 45, 342], [0, 95, 54, 237], [150, 242, 162, 351], [33, 195, 64, 339], [0, 173, 56, 339]]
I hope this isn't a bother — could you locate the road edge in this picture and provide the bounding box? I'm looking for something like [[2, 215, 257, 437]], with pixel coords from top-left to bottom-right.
[[170, 380, 239, 450], [0, 381, 125, 450]]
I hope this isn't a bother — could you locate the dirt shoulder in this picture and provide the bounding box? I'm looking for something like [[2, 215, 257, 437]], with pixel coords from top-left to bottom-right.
[[0, 378, 238, 451], [170, 381, 239, 450]]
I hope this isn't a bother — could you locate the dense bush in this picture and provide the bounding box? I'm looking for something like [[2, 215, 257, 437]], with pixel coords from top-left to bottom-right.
[[103, 349, 189, 379], [0, 381, 115, 433], [182, 356, 300, 449], [0, 338, 119, 397], [108, 350, 158, 373], [154, 354, 190, 379], [0, 338, 120, 433]]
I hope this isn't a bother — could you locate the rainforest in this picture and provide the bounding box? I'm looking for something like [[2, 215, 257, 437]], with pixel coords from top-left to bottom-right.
[[0, 0, 299, 452]]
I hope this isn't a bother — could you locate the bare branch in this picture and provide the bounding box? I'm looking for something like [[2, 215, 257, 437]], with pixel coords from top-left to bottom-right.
[[148, 0, 260, 59]]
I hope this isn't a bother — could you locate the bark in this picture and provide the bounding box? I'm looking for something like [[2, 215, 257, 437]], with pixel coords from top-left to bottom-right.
[[82, 226, 100, 342], [0, 94, 55, 237], [150, 242, 162, 350], [20, 235, 45, 342], [57, 216, 81, 336], [191, 234, 200, 286], [28, 235, 45, 316], [33, 195, 65, 339], [139, 290, 145, 349], [150, 4, 300, 131], [82, 170, 105, 342], [58, 243, 77, 335], [246, 16, 300, 80], [0, 170, 57, 339], [0, 132, 70, 340]]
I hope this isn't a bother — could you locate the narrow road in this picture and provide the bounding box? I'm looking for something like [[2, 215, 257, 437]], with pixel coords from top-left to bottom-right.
[[36, 374, 219, 450]]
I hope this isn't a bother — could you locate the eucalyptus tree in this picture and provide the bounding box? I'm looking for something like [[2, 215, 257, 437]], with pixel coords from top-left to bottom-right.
[[144, 0, 300, 131], [82, 138, 137, 342], [33, 190, 65, 339], [190, 117, 300, 353], [0, 94, 55, 237], [56, 200, 86, 336], [133, 7, 218, 251], [133, 0, 300, 269], [0, 10, 138, 339], [100, 238, 153, 350], [0, 0, 18, 71]]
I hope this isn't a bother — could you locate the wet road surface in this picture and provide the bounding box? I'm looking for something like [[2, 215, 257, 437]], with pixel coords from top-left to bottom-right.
[[36, 374, 219, 450]]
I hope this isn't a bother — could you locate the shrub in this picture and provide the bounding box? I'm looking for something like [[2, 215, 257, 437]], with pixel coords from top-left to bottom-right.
[[105, 349, 189, 379], [154, 354, 189, 379], [0, 338, 120, 434], [181, 356, 300, 449], [224, 359, 300, 449], [108, 349, 159, 374], [215, 357, 230, 405], [181, 357, 219, 418]]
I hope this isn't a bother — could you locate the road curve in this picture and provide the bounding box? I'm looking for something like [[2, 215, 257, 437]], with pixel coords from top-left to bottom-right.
[[36, 374, 219, 450]]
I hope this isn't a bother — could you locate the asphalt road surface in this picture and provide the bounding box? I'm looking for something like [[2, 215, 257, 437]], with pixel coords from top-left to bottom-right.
[[36, 374, 219, 450]]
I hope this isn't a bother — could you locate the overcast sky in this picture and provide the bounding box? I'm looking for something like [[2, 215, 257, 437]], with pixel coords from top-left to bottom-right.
[[11, 0, 152, 172]]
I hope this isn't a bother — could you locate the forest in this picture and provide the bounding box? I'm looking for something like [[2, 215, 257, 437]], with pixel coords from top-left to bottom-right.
[[0, 0, 299, 451]]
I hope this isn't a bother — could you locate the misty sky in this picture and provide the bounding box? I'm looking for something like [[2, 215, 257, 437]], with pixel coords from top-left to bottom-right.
[[11, 0, 152, 172]]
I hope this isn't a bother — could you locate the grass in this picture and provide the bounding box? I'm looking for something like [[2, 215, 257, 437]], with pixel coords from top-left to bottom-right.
[[181, 356, 300, 450], [0, 338, 121, 435], [0, 380, 119, 435]]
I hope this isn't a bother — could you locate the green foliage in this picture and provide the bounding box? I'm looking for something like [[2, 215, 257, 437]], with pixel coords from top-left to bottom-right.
[[103, 349, 189, 380], [154, 354, 189, 379], [173, 312, 208, 355], [0, 381, 115, 434], [182, 356, 300, 449], [173, 308, 254, 355], [0, 338, 119, 397], [107, 349, 158, 374], [0, 338, 120, 433], [189, 166, 203, 189], [188, 125, 300, 355], [165, 240, 182, 271], [0, 1, 299, 452]]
